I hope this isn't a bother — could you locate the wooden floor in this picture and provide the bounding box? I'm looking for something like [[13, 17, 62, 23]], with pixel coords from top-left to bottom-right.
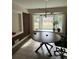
[[12, 38, 67, 59]]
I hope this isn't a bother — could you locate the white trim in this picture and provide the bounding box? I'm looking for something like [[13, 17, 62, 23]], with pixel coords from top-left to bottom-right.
[[21, 12, 24, 34]]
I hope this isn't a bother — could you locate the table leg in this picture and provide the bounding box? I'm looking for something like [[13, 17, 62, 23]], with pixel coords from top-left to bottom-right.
[[35, 43, 43, 52], [45, 44, 52, 56]]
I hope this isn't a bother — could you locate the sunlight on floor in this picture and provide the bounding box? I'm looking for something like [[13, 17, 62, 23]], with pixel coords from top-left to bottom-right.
[[21, 39, 33, 48], [21, 38, 40, 49]]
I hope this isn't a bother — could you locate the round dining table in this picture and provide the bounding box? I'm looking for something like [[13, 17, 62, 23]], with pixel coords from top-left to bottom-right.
[[31, 31, 62, 56]]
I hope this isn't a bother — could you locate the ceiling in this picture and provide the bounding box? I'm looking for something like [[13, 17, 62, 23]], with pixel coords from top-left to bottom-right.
[[13, 0, 67, 9]]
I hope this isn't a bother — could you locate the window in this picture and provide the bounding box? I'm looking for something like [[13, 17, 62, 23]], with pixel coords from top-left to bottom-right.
[[33, 13, 64, 32], [42, 15, 53, 30], [53, 14, 64, 32], [33, 15, 40, 31]]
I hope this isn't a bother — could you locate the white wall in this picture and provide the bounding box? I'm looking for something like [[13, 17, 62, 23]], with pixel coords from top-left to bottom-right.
[[12, 2, 28, 34], [12, 11, 20, 33]]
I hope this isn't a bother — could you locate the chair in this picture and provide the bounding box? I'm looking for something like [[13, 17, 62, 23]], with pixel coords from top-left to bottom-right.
[[54, 28, 67, 59]]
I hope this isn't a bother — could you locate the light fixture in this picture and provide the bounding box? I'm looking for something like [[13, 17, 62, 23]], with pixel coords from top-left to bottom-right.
[[44, 0, 48, 17]]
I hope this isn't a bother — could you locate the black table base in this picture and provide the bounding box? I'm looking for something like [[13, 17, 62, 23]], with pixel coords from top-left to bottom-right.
[[35, 42, 53, 57]]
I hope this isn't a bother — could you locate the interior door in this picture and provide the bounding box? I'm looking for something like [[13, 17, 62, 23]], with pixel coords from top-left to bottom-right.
[[23, 13, 30, 35]]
